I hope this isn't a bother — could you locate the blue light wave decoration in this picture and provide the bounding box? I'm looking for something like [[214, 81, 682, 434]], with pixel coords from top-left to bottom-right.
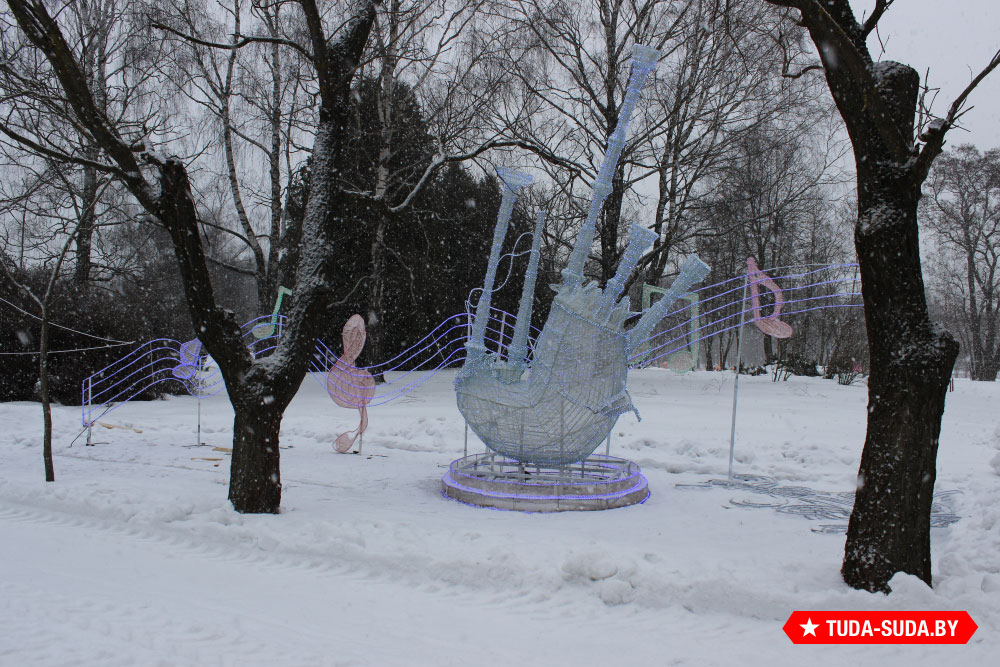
[[630, 263, 863, 366], [307, 306, 545, 408], [81, 314, 288, 426], [83, 263, 862, 430]]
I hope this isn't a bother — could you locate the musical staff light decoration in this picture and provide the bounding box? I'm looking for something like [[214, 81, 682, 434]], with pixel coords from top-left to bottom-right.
[[81, 314, 287, 428]]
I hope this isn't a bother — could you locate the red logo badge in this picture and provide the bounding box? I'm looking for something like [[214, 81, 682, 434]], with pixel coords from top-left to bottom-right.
[[783, 611, 978, 644]]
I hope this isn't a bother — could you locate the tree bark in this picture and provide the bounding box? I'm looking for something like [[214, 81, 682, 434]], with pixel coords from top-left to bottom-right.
[[74, 158, 97, 284], [845, 159, 958, 591], [229, 396, 283, 512], [759, 0, 983, 593]]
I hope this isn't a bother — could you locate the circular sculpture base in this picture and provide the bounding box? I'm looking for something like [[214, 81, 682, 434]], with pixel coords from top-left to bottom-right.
[[441, 453, 649, 512]]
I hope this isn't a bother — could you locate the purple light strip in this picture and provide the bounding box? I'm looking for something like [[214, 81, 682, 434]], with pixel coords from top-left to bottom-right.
[[310, 327, 465, 392], [83, 314, 289, 425], [442, 471, 649, 501], [449, 455, 641, 487], [634, 288, 862, 359], [88, 342, 189, 403], [341, 312, 472, 372], [309, 325, 525, 404], [634, 273, 861, 347], [310, 342, 470, 407], [440, 488, 651, 512], [311, 315, 529, 388], [637, 302, 864, 366], [314, 319, 471, 379]]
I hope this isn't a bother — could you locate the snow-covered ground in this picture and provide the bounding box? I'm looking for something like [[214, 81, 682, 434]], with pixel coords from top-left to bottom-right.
[[1, 369, 997, 666]]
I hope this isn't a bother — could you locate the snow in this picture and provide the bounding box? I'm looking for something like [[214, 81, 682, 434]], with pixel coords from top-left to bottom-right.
[[2, 369, 998, 665]]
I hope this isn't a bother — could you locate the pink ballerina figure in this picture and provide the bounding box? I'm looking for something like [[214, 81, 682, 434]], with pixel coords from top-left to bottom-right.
[[324, 315, 376, 453]]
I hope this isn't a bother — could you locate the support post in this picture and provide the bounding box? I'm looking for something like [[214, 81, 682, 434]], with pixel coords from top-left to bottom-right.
[[85, 377, 93, 446], [728, 274, 749, 482]]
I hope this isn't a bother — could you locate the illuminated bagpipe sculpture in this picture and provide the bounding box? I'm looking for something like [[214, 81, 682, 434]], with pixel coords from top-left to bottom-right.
[[453, 44, 710, 473]]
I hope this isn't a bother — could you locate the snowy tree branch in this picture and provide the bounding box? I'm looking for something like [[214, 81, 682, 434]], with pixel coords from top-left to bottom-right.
[[764, 0, 911, 161], [912, 47, 1000, 185]]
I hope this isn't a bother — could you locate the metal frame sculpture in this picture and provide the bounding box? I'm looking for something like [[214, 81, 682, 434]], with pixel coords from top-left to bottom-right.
[[81, 314, 286, 438], [453, 44, 710, 471], [323, 314, 376, 453], [640, 285, 699, 372], [746, 257, 793, 339]]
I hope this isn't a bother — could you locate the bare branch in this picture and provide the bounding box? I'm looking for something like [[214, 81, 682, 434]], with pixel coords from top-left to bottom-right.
[[912, 47, 1000, 184], [861, 0, 894, 39], [0, 122, 129, 179], [782, 63, 823, 79], [150, 21, 313, 61], [765, 0, 912, 161]]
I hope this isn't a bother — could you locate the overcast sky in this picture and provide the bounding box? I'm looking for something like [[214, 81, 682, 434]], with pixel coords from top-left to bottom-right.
[[849, 0, 1000, 149]]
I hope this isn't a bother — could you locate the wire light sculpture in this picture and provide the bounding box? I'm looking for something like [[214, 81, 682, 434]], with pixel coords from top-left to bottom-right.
[[454, 44, 711, 467], [323, 314, 376, 453], [81, 314, 286, 428], [746, 257, 793, 339], [639, 286, 700, 372]]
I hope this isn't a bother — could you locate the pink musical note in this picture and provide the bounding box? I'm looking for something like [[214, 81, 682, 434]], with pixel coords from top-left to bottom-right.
[[746, 257, 793, 339], [324, 315, 376, 453]]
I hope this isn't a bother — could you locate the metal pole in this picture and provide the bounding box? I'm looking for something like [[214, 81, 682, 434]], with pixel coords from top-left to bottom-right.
[[728, 274, 749, 482], [463, 420, 468, 458], [499, 311, 507, 359], [86, 377, 93, 446], [604, 431, 611, 457], [197, 399, 202, 447]]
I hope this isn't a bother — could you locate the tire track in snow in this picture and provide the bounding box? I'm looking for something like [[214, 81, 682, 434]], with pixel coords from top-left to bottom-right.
[[0, 578, 334, 666], [0, 496, 598, 627]]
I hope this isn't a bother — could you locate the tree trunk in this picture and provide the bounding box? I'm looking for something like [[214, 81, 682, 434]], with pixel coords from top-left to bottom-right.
[[757, 0, 968, 592], [38, 306, 54, 482], [228, 396, 283, 513], [763, 335, 774, 364], [842, 156, 959, 592], [74, 159, 97, 284]]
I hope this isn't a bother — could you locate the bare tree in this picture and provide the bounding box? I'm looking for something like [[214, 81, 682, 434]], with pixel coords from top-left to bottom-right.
[[0, 168, 107, 480], [635, 0, 824, 292], [763, 0, 1000, 592], [4, 0, 387, 513], [488, 0, 818, 296], [152, 0, 316, 311], [0, 0, 164, 286], [349, 0, 503, 362], [923, 144, 1000, 381], [157, 0, 510, 359]]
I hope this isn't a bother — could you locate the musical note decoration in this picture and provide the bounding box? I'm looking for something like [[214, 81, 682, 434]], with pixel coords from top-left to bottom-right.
[[746, 257, 793, 339], [324, 315, 376, 453], [251, 286, 293, 339], [171, 338, 204, 380]]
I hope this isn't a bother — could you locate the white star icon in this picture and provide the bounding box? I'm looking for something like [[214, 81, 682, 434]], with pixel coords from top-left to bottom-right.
[[800, 618, 819, 637]]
